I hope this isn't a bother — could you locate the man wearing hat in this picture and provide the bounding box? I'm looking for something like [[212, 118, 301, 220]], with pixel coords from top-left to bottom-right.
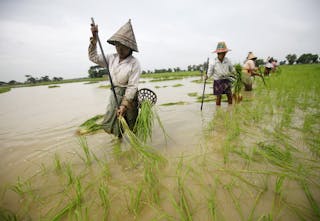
[[242, 52, 260, 91], [89, 20, 141, 137], [205, 41, 235, 106]]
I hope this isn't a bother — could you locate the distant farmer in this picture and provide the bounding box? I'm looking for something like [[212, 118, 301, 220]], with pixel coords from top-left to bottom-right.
[[205, 41, 235, 106], [89, 20, 141, 138], [242, 52, 261, 91], [264, 57, 273, 76]]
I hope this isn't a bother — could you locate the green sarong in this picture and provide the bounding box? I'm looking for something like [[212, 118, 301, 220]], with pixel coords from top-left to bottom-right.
[[102, 87, 138, 137]]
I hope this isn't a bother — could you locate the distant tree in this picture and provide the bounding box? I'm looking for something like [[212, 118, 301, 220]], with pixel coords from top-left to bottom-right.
[[279, 60, 286, 65], [25, 75, 36, 84], [286, 54, 297, 65], [88, 65, 107, 78], [296, 53, 319, 64], [8, 80, 17, 85], [53, 77, 63, 81], [40, 75, 50, 82]]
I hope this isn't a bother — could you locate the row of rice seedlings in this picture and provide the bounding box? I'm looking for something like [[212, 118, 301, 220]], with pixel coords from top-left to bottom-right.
[[172, 83, 184, 87]]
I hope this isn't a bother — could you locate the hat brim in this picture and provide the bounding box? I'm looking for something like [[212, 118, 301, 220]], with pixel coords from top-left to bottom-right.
[[213, 49, 231, 53]]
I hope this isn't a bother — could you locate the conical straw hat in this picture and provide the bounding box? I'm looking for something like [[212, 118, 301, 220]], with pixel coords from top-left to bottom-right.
[[107, 19, 138, 52], [213, 41, 231, 53], [247, 52, 257, 60]]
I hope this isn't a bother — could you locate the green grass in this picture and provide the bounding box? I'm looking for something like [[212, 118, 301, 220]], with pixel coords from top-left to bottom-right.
[[0, 87, 11, 94]]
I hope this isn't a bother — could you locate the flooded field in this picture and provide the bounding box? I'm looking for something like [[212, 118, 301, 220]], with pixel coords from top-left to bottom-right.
[[0, 64, 319, 220]]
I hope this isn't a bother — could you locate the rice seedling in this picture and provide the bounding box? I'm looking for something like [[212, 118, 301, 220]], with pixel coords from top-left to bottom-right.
[[77, 136, 92, 166], [65, 163, 75, 185], [119, 116, 166, 163], [48, 85, 60, 88], [172, 83, 184, 87], [247, 190, 265, 221], [127, 183, 144, 216], [10, 177, 32, 197], [160, 101, 189, 106], [134, 100, 154, 143], [99, 183, 110, 220], [77, 114, 104, 135], [173, 157, 193, 221], [143, 159, 160, 205], [187, 92, 197, 97], [0, 207, 18, 221], [224, 181, 244, 221], [54, 153, 62, 173], [300, 180, 320, 218], [232, 63, 243, 103]]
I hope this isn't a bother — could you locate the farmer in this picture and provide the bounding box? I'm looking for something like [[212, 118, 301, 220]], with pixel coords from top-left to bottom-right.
[[89, 20, 141, 138], [264, 57, 273, 76], [205, 41, 235, 106], [242, 52, 260, 91]]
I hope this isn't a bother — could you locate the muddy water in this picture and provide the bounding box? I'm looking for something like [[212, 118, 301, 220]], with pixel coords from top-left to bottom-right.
[[0, 78, 216, 185]]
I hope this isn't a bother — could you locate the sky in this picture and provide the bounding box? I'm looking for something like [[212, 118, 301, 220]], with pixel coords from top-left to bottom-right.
[[0, 0, 319, 82]]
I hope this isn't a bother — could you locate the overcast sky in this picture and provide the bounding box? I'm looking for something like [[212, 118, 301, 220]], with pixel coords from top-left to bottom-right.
[[0, 0, 319, 82]]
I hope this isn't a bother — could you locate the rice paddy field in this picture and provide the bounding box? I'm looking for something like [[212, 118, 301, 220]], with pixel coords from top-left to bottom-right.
[[0, 64, 319, 221]]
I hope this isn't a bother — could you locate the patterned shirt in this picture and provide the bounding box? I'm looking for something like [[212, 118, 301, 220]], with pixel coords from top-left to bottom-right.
[[88, 39, 141, 100], [207, 57, 235, 80]]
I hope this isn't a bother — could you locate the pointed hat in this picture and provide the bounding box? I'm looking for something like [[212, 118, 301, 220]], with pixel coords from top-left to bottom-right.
[[247, 52, 257, 60], [107, 19, 138, 52]]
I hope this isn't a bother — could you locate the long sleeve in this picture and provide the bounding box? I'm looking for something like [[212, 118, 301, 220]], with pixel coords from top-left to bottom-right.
[[88, 37, 107, 68]]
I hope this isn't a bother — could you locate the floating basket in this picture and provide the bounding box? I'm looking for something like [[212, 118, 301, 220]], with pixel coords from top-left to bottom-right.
[[137, 88, 157, 106]]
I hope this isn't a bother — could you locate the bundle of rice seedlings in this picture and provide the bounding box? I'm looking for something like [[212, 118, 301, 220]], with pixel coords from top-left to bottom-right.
[[134, 100, 154, 143], [134, 100, 168, 144], [119, 116, 166, 163], [77, 114, 104, 135], [232, 64, 243, 103]]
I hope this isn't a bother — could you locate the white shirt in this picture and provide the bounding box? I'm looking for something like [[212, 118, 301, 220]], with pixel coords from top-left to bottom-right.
[[207, 57, 235, 80], [88, 40, 141, 100]]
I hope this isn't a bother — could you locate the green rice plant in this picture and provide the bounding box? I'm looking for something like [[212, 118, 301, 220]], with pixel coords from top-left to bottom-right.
[[247, 191, 265, 221], [0, 207, 18, 221], [77, 136, 92, 166], [224, 181, 244, 221], [99, 183, 110, 220], [172, 83, 184, 87], [51, 201, 77, 221], [0, 87, 11, 94], [206, 178, 219, 221], [174, 157, 193, 221], [54, 153, 62, 173], [272, 176, 285, 219], [300, 180, 320, 218], [119, 116, 166, 163], [134, 100, 154, 143], [65, 163, 75, 185], [127, 183, 144, 216], [77, 114, 104, 135], [10, 177, 32, 197], [143, 159, 160, 205], [187, 92, 197, 97], [48, 85, 60, 88], [232, 63, 243, 103], [160, 101, 189, 106]]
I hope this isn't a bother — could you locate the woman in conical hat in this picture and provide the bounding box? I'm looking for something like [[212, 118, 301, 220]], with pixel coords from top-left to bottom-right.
[[89, 20, 141, 137], [205, 41, 235, 106], [242, 51, 261, 91]]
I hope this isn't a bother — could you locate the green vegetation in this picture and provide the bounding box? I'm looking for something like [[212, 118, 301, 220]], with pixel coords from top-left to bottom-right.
[[1, 64, 319, 220], [0, 87, 11, 94]]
